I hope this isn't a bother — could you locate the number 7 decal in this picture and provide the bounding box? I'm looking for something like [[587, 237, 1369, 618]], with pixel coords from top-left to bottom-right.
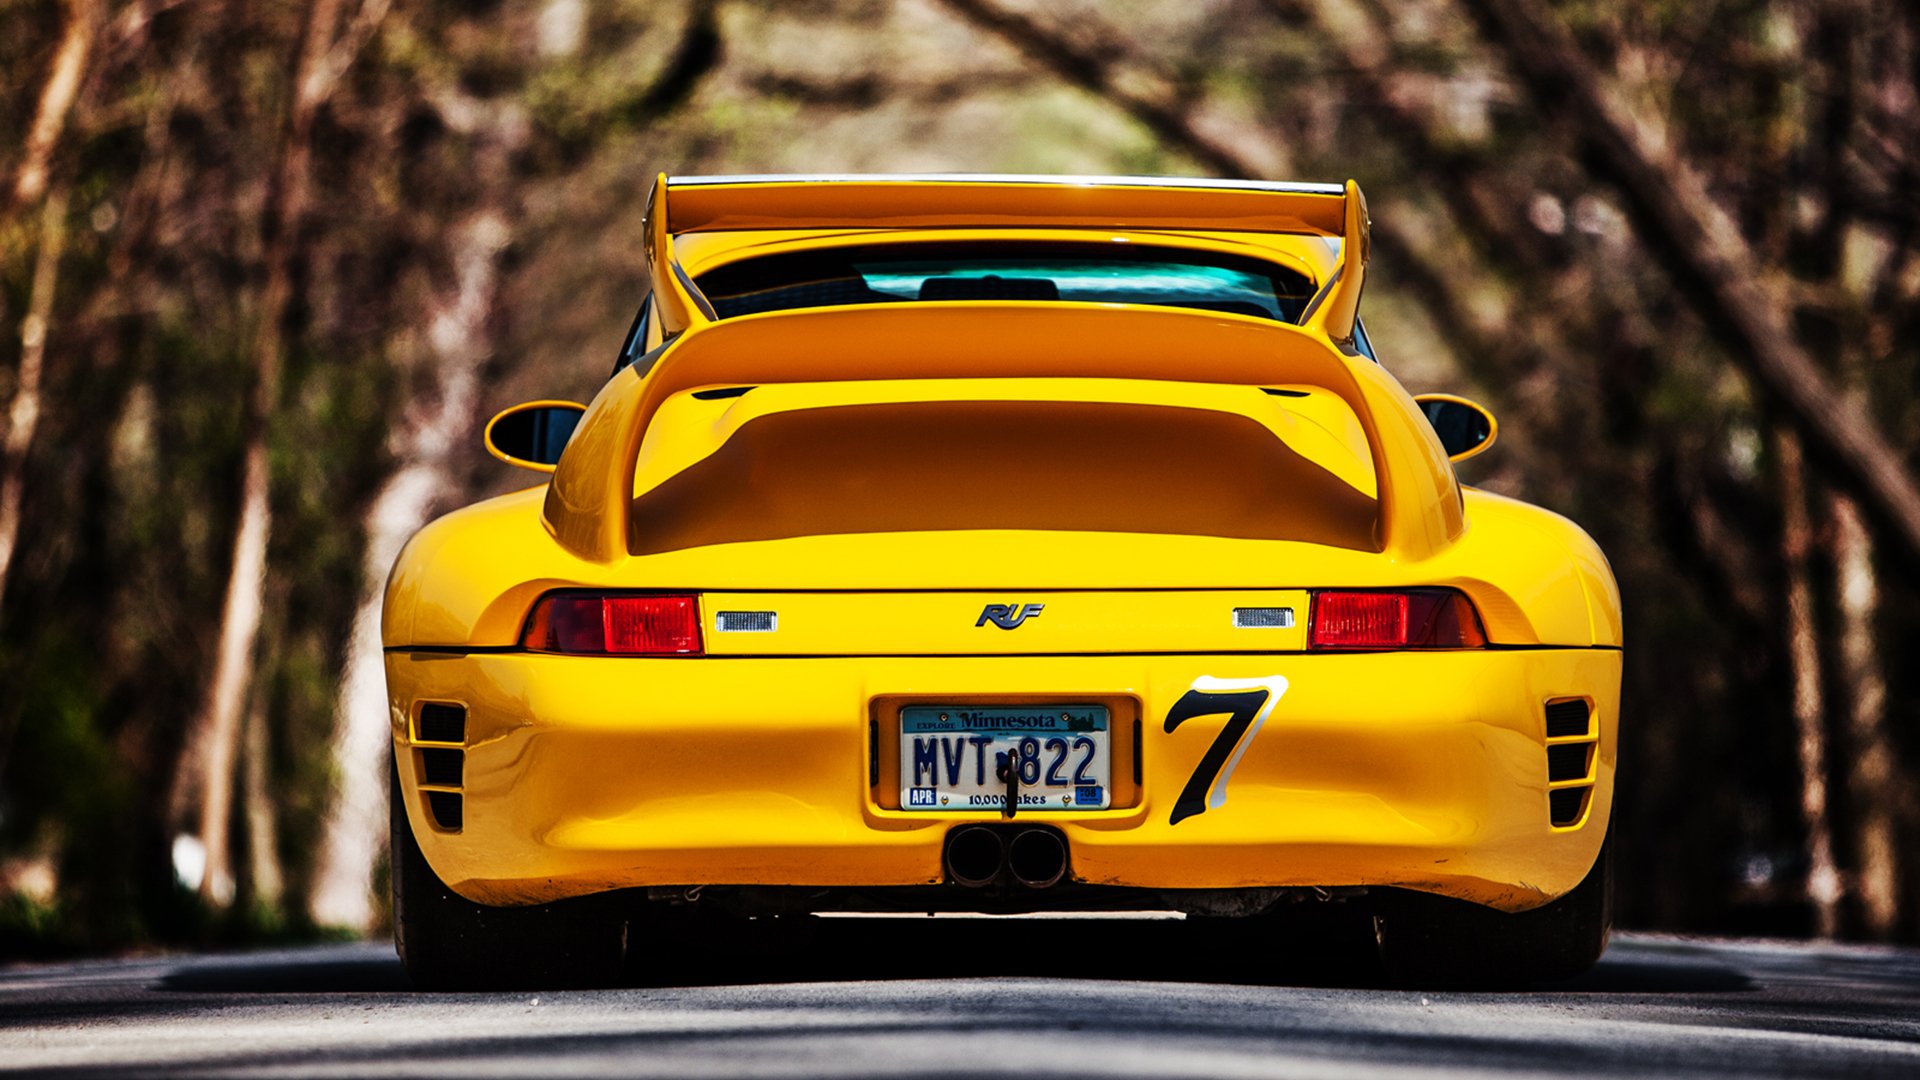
[[1163, 675, 1289, 825]]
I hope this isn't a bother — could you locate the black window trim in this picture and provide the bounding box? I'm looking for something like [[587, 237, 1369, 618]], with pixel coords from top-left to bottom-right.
[[613, 297, 653, 375]]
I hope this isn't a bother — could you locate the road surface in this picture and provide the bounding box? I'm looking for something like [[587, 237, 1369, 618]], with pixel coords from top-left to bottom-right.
[[3, 918, 1918, 1077]]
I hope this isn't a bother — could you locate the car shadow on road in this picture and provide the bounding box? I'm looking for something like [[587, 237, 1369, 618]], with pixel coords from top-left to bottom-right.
[[639, 916, 1754, 995], [159, 950, 413, 994], [648, 914, 1385, 989], [155, 917, 1752, 996]]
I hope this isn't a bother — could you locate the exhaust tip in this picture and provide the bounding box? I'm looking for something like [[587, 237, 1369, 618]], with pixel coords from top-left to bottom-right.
[[1007, 828, 1068, 889], [945, 826, 1005, 888]]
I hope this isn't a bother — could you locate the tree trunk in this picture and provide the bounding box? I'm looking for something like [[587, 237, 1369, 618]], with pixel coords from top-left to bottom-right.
[[182, 436, 272, 906], [169, 0, 352, 907], [8, 0, 98, 214], [242, 695, 284, 911], [307, 467, 439, 929], [0, 0, 100, 610], [1777, 427, 1842, 937], [306, 208, 507, 929], [1827, 492, 1901, 938], [0, 186, 70, 611]]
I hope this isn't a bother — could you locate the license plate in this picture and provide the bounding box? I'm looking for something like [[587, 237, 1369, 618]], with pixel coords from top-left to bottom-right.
[[899, 705, 1111, 811]]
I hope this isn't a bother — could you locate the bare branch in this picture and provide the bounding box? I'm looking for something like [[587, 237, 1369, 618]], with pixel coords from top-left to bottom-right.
[[932, 0, 1285, 178], [301, 0, 393, 114], [630, 0, 722, 119], [0, 189, 71, 606], [97, 0, 197, 67], [8, 0, 102, 212], [746, 70, 1033, 110]]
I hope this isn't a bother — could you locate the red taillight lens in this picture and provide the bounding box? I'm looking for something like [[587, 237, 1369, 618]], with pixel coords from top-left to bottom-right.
[[522, 593, 703, 655], [1310, 589, 1487, 649], [1311, 591, 1408, 648]]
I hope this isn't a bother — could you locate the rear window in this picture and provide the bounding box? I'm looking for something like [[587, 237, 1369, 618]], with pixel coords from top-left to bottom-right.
[[694, 243, 1317, 323]]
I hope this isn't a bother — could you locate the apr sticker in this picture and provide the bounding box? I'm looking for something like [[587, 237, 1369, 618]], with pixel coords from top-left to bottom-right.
[[1163, 675, 1288, 825]]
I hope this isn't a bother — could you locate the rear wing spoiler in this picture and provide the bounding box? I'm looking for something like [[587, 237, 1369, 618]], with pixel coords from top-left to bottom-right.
[[641, 173, 1372, 345]]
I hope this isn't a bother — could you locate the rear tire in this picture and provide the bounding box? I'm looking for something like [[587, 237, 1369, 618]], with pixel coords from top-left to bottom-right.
[[390, 754, 628, 990], [1372, 827, 1613, 989]]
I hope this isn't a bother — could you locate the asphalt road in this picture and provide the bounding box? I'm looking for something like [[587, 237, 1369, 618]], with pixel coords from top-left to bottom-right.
[[4, 918, 1919, 1078]]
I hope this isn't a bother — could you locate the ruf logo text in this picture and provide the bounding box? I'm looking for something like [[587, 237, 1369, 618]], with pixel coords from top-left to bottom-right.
[[977, 603, 1044, 630]]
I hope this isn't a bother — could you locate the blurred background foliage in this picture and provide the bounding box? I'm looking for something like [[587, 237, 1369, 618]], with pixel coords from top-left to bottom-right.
[[1, 0, 1917, 954]]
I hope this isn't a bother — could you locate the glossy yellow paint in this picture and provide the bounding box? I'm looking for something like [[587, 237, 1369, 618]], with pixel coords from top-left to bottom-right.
[[698, 590, 1314, 656], [383, 175, 1623, 916], [1300, 178, 1369, 346], [384, 482, 1611, 650], [543, 304, 1463, 565], [634, 379, 1378, 503], [387, 647, 1618, 911], [650, 174, 1367, 340], [659, 176, 1350, 241]]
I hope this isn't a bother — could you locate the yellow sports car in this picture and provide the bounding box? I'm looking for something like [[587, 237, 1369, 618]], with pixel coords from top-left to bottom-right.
[[384, 174, 1621, 989]]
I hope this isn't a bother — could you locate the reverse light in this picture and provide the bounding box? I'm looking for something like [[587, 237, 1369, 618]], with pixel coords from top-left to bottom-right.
[[1309, 589, 1487, 650], [522, 592, 703, 655]]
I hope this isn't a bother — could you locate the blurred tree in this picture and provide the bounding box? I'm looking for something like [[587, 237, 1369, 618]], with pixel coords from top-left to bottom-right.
[[305, 0, 728, 931], [303, 4, 534, 928], [167, 0, 391, 910], [1, 0, 1917, 951], [0, 0, 100, 610]]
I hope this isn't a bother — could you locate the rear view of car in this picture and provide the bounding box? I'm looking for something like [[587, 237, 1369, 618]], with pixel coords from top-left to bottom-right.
[[383, 175, 1622, 990]]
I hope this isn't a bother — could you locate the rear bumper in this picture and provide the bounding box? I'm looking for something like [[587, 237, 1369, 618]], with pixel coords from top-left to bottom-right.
[[386, 649, 1619, 912]]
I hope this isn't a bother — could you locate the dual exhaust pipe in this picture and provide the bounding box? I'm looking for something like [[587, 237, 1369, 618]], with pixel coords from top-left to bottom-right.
[[945, 825, 1068, 889]]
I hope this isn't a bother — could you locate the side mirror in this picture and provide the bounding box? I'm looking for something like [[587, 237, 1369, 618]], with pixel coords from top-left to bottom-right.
[[1414, 394, 1498, 463], [484, 401, 587, 473]]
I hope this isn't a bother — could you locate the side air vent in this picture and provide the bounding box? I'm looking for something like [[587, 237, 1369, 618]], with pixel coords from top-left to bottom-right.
[[1544, 697, 1597, 828], [1544, 699, 1590, 739], [415, 702, 467, 832], [426, 791, 464, 831], [1547, 743, 1590, 783], [1548, 788, 1586, 828], [418, 702, 466, 744], [421, 748, 464, 787]]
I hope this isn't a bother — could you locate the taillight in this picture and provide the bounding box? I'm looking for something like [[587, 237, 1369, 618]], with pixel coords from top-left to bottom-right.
[[1311, 591, 1407, 648], [1309, 589, 1487, 649], [521, 592, 703, 655]]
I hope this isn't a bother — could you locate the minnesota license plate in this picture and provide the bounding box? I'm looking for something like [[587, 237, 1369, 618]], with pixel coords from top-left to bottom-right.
[[899, 705, 1111, 811]]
